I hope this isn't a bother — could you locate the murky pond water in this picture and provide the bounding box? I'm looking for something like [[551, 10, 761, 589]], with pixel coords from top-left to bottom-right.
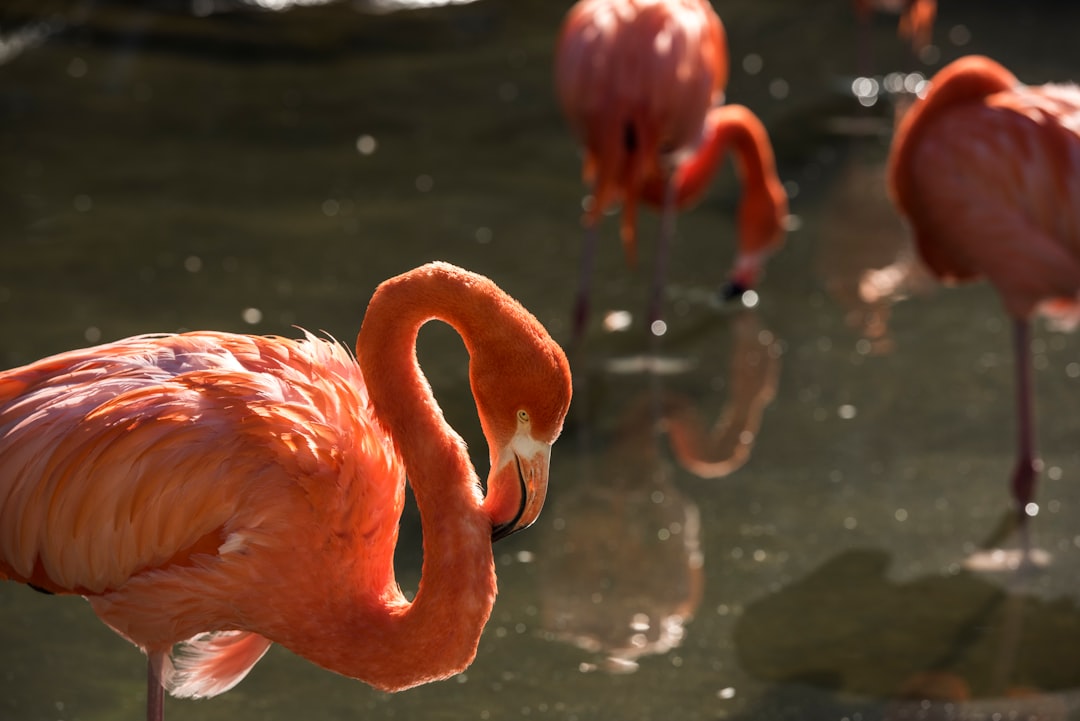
[[4, 1, 1080, 720]]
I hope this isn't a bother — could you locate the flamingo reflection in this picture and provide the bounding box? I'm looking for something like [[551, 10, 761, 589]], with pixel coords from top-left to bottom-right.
[[818, 89, 936, 353], [537, 418, 704, 674], [538, 310, 780, 671], [817, 137, 936, 354]]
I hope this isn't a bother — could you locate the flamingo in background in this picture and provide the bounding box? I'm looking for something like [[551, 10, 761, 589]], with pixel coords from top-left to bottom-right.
[[853, 0, 937, 54], [555, 0, 787, 340], [888, 55, 1080, 544], [0, 262, 573, 720]]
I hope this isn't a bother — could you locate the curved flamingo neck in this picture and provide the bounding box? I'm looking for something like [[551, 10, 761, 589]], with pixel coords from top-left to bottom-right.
[[663, 313, 780, 478], [313, 265, 501, 692], [655, 105, 771, 208], [359, 268, 490, 516], [642, 104, 786, 279]]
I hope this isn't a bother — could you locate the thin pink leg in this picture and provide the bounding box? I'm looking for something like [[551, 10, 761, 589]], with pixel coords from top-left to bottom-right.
[[648, 172, 678, 330], [147, 659, 164, 721], [1010, 318, 1038, 527], [572, 222, 599, 346]]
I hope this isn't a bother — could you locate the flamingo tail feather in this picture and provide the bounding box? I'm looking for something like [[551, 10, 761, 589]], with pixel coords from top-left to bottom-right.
[[160, 630, 272, 699]]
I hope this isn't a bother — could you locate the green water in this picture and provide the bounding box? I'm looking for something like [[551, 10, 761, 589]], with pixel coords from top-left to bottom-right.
[[4, 1, 1080, 719]]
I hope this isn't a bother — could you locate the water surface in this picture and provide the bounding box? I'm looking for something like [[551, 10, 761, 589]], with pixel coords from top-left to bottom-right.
[[4, 1, 1080, 720]]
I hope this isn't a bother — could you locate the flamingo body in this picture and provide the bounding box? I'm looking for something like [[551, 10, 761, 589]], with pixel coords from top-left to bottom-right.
[[889, 55, 1080, 320], [555, 0, 786, 336], [0, 263, 573, 708], [555, 0, 728, 260], [888, 55, 1080, 527]]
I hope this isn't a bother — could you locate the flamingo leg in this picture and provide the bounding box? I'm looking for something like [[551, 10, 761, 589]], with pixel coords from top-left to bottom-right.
[[147, 660, 164, 721], [1010, 318, 1038, 529], [648, 171, 678, 332], [572, 222, 599, 345]]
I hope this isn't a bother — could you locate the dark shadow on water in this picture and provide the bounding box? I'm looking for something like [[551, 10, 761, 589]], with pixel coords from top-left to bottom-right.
[[734, 548, 1080, 717]]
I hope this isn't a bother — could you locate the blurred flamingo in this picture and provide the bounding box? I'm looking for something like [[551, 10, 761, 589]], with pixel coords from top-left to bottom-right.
[[554, 0, 787, 340], [888, 55, 1080, 537], [0, 262, 573, 721], [854, 0, 936, 55]]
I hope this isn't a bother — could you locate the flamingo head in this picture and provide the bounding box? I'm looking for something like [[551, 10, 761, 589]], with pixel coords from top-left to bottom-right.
[[469, 312, 573, 541], [722, 172, 789, 299], [485, 413, 555, 542]]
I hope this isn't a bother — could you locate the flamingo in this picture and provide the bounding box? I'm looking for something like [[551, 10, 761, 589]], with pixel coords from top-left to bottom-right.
[[853, 0, 936, 54], [887, 55, 1080, 540], [0, 262, 573, 720], [554, 0, 787, 340]]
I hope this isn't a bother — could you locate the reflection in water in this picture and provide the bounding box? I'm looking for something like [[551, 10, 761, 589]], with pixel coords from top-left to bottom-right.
[[817, 135, 935, 354], [537, 420, 704, 675], [662, 311, 781, 478], [0, 17, 61, 66], [735, 549, 1080, 716], [235, 0, 336, 11], [539, 310, 780, 672], [194, 0, 481, 14], [5, 1, 1080, 719], [354, 0, 483, 13]]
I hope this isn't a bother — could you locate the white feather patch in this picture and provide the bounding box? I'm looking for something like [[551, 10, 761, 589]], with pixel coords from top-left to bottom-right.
[[160, 630, 272, 699]]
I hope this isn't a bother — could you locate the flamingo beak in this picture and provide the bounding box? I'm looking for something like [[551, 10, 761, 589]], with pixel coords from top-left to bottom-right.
[[488, 439, 551, 542], [720, 252, 764, 302], [718, 278, 748, 301]]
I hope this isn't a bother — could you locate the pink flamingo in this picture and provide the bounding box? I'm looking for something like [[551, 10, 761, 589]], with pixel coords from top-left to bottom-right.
[[554, 0, 787, 339], [854, 0, 937, 54], [0, 262, 573, 720], [888, 55, 1080, 538]]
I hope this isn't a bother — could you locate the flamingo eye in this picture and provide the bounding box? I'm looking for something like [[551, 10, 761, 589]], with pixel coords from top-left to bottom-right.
[[517, 409, 529, 424]]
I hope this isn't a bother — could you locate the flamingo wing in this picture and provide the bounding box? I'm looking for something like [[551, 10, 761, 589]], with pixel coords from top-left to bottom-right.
[[898, 85, 1080, 317], [555, 0, 728, 233], [0, 331, 403, 598]]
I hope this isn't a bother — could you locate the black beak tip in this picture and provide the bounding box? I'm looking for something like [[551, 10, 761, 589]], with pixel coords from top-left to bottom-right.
[[491, 455, 529, 543], [718, 279, 748, 302], [492, 517, 537, 543]]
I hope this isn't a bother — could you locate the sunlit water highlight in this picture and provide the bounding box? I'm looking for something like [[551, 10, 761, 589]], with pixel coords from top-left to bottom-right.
[[3, 1, 1080, 720]]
